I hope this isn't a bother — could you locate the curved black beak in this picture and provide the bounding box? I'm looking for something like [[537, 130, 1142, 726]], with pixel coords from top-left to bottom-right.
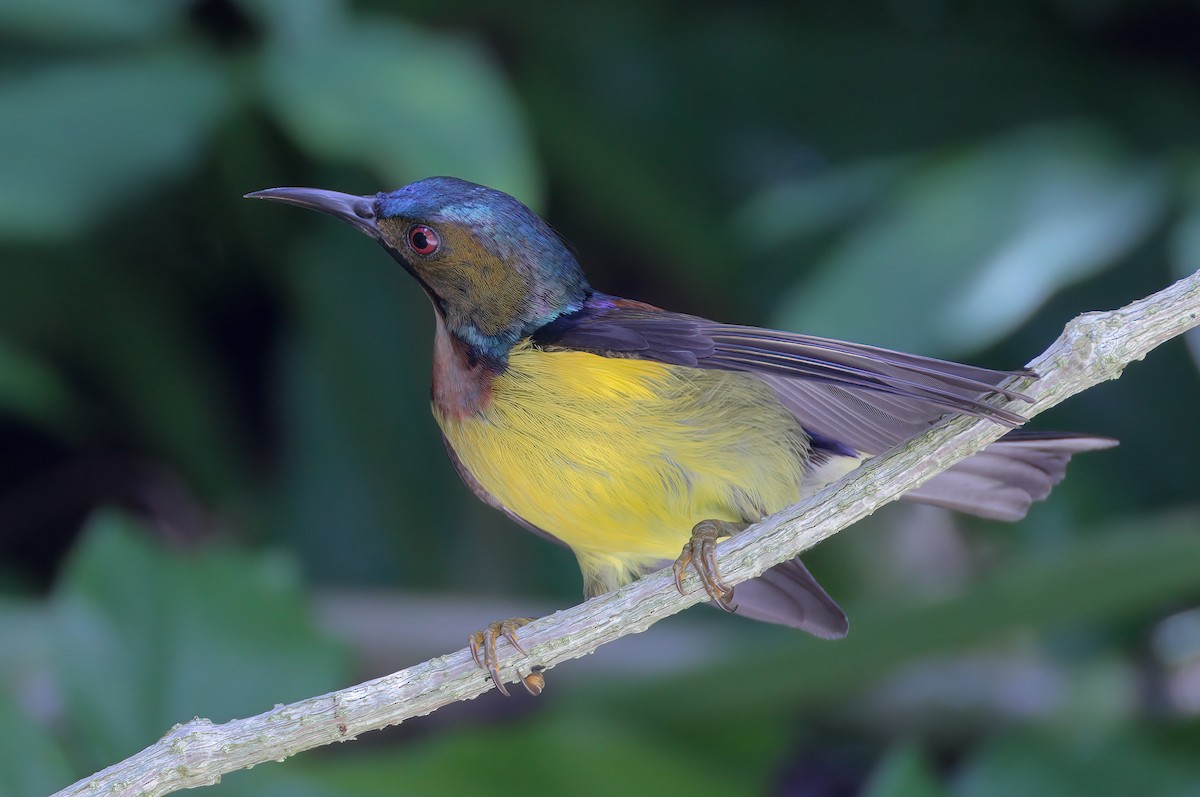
[[244, 187, 379, 238]]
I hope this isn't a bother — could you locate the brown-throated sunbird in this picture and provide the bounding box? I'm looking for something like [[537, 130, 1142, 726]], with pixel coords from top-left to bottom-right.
[[247, 177, 1116, 695]]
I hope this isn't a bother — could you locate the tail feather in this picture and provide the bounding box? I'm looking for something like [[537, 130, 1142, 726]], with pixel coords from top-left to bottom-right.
[[730, 558, 849, 638], [902, 431, 1117, 521], [728, 432, 1114, 638]]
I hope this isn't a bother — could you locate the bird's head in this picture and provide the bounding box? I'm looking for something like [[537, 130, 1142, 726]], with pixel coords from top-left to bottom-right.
[[247, 177, 590, 363]]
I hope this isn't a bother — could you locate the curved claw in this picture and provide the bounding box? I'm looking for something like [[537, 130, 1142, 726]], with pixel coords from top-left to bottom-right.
[[672, 520, 737, 612], [467, 617, 534, 697], [521, 665, 546, 696]]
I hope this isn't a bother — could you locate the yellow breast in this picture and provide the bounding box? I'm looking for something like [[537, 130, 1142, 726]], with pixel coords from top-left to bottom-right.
[[434, 341, 811, 593]]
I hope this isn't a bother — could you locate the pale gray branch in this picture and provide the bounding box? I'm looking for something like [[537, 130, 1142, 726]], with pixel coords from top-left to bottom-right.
[[53, 271, 1200, 797]]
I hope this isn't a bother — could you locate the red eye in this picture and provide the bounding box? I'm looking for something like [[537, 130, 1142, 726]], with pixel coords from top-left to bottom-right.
[[407, 225, 439, 256]]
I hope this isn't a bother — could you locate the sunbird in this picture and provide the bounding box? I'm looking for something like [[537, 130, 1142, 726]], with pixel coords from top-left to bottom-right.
[[247, 178, 1115, 694]]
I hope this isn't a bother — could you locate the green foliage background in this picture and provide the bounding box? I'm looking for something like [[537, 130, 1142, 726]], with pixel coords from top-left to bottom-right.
[[2, 1, 1200, 794]]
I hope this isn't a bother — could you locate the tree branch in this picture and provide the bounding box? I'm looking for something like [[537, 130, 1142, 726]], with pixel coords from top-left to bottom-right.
[[53, 272, 1200, 797]]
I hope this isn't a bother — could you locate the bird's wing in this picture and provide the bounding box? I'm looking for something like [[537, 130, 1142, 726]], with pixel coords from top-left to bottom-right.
[[534, 293, 1030, 456]]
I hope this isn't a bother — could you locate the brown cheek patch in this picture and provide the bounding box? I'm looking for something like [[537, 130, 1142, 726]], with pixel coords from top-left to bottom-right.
[[376, 220, 530, 337], [433, 229, 529, 336]]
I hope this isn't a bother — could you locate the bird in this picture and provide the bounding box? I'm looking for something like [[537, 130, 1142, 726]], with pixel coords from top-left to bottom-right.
[[246, 177, 1116, 695]]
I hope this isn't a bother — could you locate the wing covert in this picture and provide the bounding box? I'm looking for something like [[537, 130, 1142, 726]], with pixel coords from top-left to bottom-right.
[[534, 293, 1031, 454]]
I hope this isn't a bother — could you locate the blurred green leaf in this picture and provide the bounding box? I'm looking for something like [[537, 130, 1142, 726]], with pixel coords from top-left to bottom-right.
[[0, 602, 49, 681], [231, 0, 340, 41], [775, 125, 1164, 355], [210, 715, 762, 797], [864, 744, 948, 797], [0, 250, 249, 499], [0, 691, 73, 797], [51, 511, 350, 772], [0, 0, 186, 44], [0, 53, 230, 240], [737, 158, 915, 250], [956, 731, 1200, 797], [523, 69, 730, 284], [0, 335, 76, 434], [259, 8, 540, 207]]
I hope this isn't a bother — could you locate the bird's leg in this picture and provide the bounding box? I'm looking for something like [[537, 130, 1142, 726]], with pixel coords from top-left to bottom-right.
[[467, 617, 534, 696], [672, 519, 748, 612]]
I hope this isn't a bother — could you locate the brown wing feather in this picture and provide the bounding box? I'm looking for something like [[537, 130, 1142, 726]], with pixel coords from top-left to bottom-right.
[[534, 293, 1031, 448]]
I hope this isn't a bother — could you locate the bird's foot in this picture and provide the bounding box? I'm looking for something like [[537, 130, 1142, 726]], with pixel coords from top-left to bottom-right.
[[468, 617, 535, 696], [520, 664, 547, 696], [672, 519, 741, 612]]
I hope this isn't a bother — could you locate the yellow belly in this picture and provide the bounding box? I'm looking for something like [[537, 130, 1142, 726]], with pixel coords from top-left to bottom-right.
[[435, 341, 813, 593]]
